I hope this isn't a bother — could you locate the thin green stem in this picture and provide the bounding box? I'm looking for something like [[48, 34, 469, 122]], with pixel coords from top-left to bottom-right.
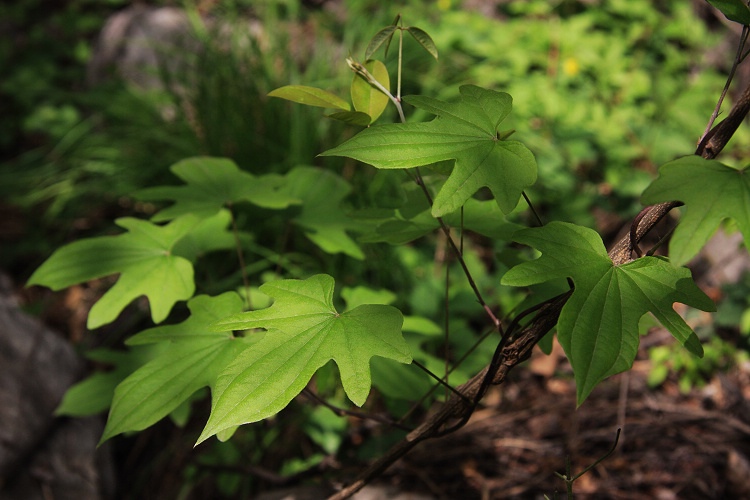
[[523, 191, 544, 226], [228, 204, 251, 309], [444, 256, 450, 401], [411, 359, 471, 404], [397, 324, 496, 425], [412, 167, 503, 331], [570, 428, 621, 481], [302, 388, 412, 432], [460, 206, 464, 254], [646, 224, 676, 257], [699, 25, 749, 147], [397, 26, 403, 101], [565, 456, 574, 499]]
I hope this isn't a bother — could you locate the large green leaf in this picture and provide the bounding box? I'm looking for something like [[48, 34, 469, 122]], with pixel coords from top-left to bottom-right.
[[641, 156, 750, 266], [28, 216, 198, 328], [501, 222, 715, 404], [136, 157, 298, 221], [198, 274, 411, 444], [320, 85, 537, 217], [706, 0, 750, 25], [99, 293, 247, 443]]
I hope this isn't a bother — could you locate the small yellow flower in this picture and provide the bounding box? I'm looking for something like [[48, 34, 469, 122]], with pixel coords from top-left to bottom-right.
[[438, 0, 451, 11], [563, 57, 580, 77]]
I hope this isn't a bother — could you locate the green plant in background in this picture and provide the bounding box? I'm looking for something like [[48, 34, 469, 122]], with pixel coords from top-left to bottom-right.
[[0, 1, 368, 272], [416, 0, 749, 225], [648, 337, 748, 393], [18, 1, 750, 498]]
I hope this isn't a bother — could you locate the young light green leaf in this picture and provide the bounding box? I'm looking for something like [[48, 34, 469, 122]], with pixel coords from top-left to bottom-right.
[[326, 111, 372, 127], [268, 85, 351, 110], [365, 25, 398, 60], [100, 293, 246, 444], [351, 59, 390, 123], [320, 85, 537, 217], [706, 0, 750, 25], [282, 167, 365, 259], [28, 216, 199, 328], [641, 156, 750, 266], [198, 274, 410, 444], [136, 157, 298, 221], [406, 27, 438, 60], [501, 221, 715, 404]]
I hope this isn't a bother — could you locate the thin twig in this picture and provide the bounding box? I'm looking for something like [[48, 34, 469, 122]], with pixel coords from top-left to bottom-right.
[[411, 359, 471, 404], [523, 191, 544, 226], [228, 204, 251, 309], [302, 389, 413, 432], [397, 325, 496, 425], [444, 258, 450, 401], [412, 167, 503, 331], [698, 25, 748, 147]]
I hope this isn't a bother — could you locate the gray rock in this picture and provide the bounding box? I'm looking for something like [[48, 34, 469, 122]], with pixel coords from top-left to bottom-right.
[[0, 274, 114, 500]]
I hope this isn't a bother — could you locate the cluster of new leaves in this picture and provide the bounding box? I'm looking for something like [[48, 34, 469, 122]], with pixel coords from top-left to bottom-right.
[[268, 57, 390, 127], [268, 13, 438, 127]]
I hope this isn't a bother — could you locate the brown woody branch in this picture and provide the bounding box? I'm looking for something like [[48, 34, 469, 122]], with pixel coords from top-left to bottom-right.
[[328, 73, 750, 500]]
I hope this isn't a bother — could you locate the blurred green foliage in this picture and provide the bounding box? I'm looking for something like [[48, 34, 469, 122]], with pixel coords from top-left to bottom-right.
[[648, 336, 748, 393]]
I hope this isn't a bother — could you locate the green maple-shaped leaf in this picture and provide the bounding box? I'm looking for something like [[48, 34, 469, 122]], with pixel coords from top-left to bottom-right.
[[136, 157, 298, 222], [100, 293, 247, 443], [501, 222, 715, 404], [320, 84, 537, 217], [28, 216, 199, 328], [197, 274, 410, 444], [641, 156, 750, 266]]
